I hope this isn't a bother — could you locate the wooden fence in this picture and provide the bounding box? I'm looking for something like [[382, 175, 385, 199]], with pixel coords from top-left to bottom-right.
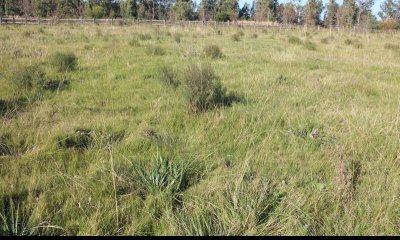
[[0, 17, 397, 34], [0, 17, 282, 29]]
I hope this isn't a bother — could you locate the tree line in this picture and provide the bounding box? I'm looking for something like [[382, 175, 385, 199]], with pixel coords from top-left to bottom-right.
[[0, 0, 399, 29]]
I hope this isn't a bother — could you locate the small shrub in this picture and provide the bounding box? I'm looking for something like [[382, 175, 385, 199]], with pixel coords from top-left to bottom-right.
[[49, 52, 77, 72], [12, 65, 46, 91], [157, 65, 180, 88], [304, 40, 317, 51], [183, 63, 239, 113], [203, 45, 223, 59], [231, 33, 241, 42], [251, 33, 258, 39], [146, 45, 166, 56], [288, 36, 302, 45]]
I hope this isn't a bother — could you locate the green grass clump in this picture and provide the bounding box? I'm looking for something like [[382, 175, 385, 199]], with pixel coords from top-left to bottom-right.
[[131, 156, 196, 196], [157, 65, 180, 88], [183, 63, 238, 113], [146, 45, 166, 56], [12, 65, 46, 91], [288, 36, 302, 44], [203, 44, 223, 59], [49, 52, 77, 72], [251, 33, 258, 39]]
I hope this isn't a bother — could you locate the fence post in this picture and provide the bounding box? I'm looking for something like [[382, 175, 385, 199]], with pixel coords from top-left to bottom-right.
[[81, 17, 83, 25], [0, 17, 2, 25], [93, 18, 95, 25], [164, 20, 166, 27], [13, 17, 15, 24], [111, 18, 114, 26], [38, 17, 40, 25], [25, 17, 27, 25]]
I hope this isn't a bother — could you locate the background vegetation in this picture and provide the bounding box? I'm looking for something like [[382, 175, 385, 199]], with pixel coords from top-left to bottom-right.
[[0, 23, 400, 236]]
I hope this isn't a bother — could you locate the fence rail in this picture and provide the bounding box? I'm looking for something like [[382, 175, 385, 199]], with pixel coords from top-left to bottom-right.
[[0, 17, 398, 34], [0, 17, 283, 28]]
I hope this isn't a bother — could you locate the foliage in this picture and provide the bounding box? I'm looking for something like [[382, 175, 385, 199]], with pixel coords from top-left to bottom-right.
[[49, 52, 77, 72]]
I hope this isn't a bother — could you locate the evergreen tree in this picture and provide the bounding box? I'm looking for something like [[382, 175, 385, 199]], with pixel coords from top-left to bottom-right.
[[239, 2, 251, 20]]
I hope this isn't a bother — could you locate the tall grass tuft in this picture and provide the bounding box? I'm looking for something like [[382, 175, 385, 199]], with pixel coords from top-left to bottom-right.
[[49, 52, 77, 72], [183, 63, 234, 113], [131, 156, 194, 196], [157, 65, 180, 88], [203, 45, 223, 59]]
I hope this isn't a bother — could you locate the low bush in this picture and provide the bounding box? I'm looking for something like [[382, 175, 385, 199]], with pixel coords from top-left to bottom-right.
[[49, 52, 77, 72], [183, 63, 239, 113], [12, 65, 46, 91], [157, 65, 180, 88], [203, 45, 223, 59]]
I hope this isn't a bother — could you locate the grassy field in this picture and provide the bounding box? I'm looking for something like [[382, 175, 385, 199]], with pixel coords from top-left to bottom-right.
[[0, 24, 400, 236]]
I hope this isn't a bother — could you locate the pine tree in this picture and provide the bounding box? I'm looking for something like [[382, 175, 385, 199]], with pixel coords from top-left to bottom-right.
[[239, 3, 251, 20]]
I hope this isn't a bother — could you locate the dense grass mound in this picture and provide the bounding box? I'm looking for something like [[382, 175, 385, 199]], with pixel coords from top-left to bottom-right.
[[183, 63, 239, 113], [157, 65, 180, 88], [49, 52, 77, 72], [12, 65, 47, 91], [203, 45, 223, 59]]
